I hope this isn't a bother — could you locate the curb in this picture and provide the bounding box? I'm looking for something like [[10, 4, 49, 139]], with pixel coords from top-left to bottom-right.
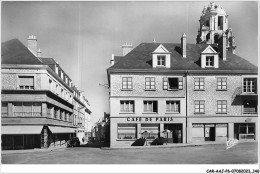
[[100, 142, 224, 150]]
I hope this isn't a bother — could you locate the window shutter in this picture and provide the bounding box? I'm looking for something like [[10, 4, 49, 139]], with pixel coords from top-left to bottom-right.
[[163, 77, 168, 90], [178, 77, 183, 90]]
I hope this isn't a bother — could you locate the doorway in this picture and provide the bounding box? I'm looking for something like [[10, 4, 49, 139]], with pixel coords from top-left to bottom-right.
[[205, 126, 215, 141], [164, 124, 182, 143]]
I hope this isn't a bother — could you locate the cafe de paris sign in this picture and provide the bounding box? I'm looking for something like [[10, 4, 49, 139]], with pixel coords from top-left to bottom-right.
[[126, 117, 174, 122]]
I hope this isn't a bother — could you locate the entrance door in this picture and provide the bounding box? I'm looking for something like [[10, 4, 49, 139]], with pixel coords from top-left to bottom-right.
[[164, 124, 183, 143], [173, 124, 182, 143], [205, 125, 215, 141]]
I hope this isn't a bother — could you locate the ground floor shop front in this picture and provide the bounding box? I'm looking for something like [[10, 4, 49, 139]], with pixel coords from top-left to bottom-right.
[[187, 116, 258, 144], [110, 116, 186, 147], [1, 125, 76, 150], [110, 116, 258, 147]]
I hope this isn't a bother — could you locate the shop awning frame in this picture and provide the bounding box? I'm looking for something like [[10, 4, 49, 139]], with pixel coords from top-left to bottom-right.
[[1, 125, 43, 135]]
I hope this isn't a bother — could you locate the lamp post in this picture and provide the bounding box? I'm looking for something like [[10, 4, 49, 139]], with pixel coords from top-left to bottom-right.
[[162, 129, 171, 145]]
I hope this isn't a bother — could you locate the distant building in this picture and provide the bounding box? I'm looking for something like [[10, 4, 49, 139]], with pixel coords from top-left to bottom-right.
[[107, 2, 257, 147], [1, 36, 91, 150]]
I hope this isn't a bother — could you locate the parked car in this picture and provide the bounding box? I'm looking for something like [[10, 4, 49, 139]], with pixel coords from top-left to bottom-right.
[[67, 137, 80, 147]]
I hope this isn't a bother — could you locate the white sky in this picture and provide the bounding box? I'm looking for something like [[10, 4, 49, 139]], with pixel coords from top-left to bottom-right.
[[2, 1, 258, 124]]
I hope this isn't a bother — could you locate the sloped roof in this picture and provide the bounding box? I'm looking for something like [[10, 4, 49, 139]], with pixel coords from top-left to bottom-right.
[[1, 39, 43, 65], [39, 57, 56, 64], [108, 43, 257, 72]]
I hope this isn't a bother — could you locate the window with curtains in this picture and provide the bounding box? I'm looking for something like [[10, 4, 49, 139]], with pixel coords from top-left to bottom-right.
[[243, 78, 257, 94], [143, 101, 158, 113], [166, 101, 180, 113], [13, 102, 42, 117], [117, 124, 137, 139], [120, 101, 134, 112], [1, 102, 8, 117], [141, 124, 159, 139], [18, 76, 34, 89]]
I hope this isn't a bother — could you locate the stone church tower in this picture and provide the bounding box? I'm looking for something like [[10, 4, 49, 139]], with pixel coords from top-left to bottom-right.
[[196, 2, 236, 53]]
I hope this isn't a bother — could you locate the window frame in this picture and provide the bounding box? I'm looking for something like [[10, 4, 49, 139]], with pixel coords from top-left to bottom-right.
[[194, 100, 205, 114], [217, 77, 227, 90], [145, 77, 156, 90], [243, 77, 257, 94], [18, 75, 35, 90], [217, 100, 227, 113], [194, 77, 205, 90], [120, 100, 135, 113], [166, 100, 180, 113], [122, 77, 133, 90], [143, 100, 158, 113], [205, 56, 214, 67], [117, 123, 137, 140], [157, 55, 166, 66], [163, 77, 183, 91]]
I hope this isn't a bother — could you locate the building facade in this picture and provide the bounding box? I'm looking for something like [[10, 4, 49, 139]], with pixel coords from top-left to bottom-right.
[[1, 36, 91, 150], [107, 3, 258, 147]]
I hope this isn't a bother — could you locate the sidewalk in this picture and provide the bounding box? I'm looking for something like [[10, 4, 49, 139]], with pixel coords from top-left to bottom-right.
[[101, 140, 257, 150]]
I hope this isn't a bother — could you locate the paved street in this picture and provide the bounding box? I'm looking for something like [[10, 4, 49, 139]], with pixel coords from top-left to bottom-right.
[[1, 142, 258, 164]]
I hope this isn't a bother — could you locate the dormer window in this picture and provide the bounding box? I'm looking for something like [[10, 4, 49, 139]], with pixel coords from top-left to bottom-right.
[[206, 56, 214, 67], [157, 56, 166, 66], [152, 44, 171, 68], [201, 45, 219, 68]]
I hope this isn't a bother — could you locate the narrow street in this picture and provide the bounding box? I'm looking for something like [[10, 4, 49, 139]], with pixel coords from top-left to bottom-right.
[[1, 142, 257, 164]]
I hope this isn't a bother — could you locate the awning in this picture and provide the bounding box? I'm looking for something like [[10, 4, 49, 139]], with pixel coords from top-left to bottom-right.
[[1, 125, 43, 135], [48, 126, 76, 134]]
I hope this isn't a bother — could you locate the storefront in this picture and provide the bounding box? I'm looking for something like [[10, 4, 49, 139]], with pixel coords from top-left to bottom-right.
[[234, 123, 255, 140], [110, 116, 186, 147], [192, 123, 228, 143]]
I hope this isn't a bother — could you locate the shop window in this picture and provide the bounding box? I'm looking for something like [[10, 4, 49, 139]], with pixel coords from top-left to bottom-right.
[[1, 102, 8, 117], [243, 100, 257, 113], [19, 76, 34, 89], [145, 77, 155, 90], [117, 124, 137, 139], [217, 100, 227, 113], [243, 78, 257, 93], [163, 77, 183, 90], [166, 101, 180, 113], [157, 55, 166, 66], [120, 101, 134, 112], [217, 77, 227, 90], [143, 101, 158, 113], [194, 78, 205, 90], [194, 100, 205, 113], [141, 124, 159, 139], [122, 77, 132, 90]]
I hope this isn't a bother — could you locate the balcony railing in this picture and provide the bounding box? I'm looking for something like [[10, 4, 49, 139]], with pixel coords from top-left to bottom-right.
[[14, 112, 42, 117]]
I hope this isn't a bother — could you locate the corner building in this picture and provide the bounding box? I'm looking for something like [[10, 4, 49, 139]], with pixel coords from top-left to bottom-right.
[[107, 2, 258, 147], [1, 36, 91, 150]]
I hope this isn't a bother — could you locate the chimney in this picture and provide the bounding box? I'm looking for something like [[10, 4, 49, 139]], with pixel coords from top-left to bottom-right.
[[27, 35, 37, 56], [218, 33, 227, 61], [37, 48, 42, 57], [122, 42, 133, 56], [181, 33, 186, 58], [110, 54, 114, 66]]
